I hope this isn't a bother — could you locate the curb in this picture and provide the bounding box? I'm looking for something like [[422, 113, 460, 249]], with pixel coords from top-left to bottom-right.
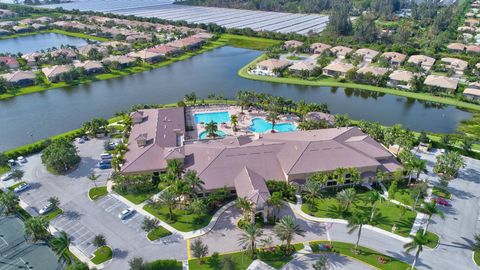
[[473, 251, 480, 268], [90, 245, 113, 269]]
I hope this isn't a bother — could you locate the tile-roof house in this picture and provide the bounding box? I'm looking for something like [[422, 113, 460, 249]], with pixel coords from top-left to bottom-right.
[[305, 112, 335, 127], [467, 45, 480, 54], [283, 40, 304, 50], [42, 65, 72, 82], [167, 36, 204, 49], [0, 70, 35, 87], [78, 45, 108, 57], [254, 59, 291, 76], [441, 57, 469, 71], [356, 66, 389, 77], [330, 46, 353, 59], [102, 55, 137, 68], [322, 62, 355, 78], [73, 60, 104, 74], [380, 52, 407, 67], [128, 49, 164, 63], [447, 43, 466, 53], [0, 56, 19, 69], [463, 82, 480, 100], [147, 44, 180, 56], [22, 52, 45, 67], [310, 43, 331, 54], [423, 75, 459, 92], [51, 48, 77, 60], [407, 55, 436, 71], [12, 25, 29, 33], [354, 48, 380, 62], [388, 70, 414, 89], [288, 61, 316, 74]]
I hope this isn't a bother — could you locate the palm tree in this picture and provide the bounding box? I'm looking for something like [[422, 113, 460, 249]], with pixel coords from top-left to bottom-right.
[[166, 159, 184, 178], [303, 179, 322, 208], [347, 168, 360, 186], [333, 167, 349, 187], [336, 188, 356, 212], [11, 169, 24, 182], [25, 216, 49, 242], [51, 231, 71, 264], [366, 190, 384, 222], [184, 170, 204, 197], [204, 120, 218, 138], [347, 210, 370, 252], [274, 215, 305, 253], [189, 199, 207, 221], [411, 157, 427, 182], [48, 196, 60, 210], [268, 192, 282, 219], [88, 172, 100, 188], [312, 254, 330, 270], [236, 197, 254, 222], [471, 233, 480, 252], [158, 189, 177, 221], [404, 231, 429, 270], [230, 114, 239, 132], [418, 201, 444, 235], [266, 112, 279, 132], [238, 222, 263, 257], [0, 190, 19, 215]]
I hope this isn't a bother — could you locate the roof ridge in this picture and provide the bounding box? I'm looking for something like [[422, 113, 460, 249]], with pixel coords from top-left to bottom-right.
[[197, 147, 226, 177], [286, 141, 312, 175], [121, 143, 156, 171]]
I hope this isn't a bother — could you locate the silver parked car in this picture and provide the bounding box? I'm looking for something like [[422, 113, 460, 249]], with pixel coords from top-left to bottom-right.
[[118, 208, 135, 220]]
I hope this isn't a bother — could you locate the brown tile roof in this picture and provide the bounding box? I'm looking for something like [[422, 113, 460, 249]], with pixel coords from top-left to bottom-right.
[[288, 61, 316, 71], [284, 40, 304, 49], [310, 43, 331, 54], [0, 70, 35, 82], [447, 43, 466, 51], [354, 48, 380, 59], [147, 45, 179, 55], [407, 55, 436, 67], [357, 66, 388, 76], [424, 75, 459, 90], [323, 62, 355, 73], [257, 59, 291, 70], [330, 46, 353, 56], [234, 167, 270, 207], [381, 52, 407, 64], [389, 70, 414, 82]]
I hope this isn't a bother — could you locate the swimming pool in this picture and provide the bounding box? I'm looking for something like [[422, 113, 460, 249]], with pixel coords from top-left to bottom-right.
[[199, 130, 227, 139], [250, 118, 297, 133], [194, 111, 230, 124]]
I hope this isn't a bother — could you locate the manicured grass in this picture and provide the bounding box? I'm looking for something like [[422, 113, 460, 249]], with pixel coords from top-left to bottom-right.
[[309, 241, 413, 270], [0, 166, 10, 175], [44, 207, 63, 221], [88, 187, 108, 200], [238, 54, 480, 112], [147, 226, 172, 241], [218, 34, 281, 50], [143, 204, 212, 232], [91, 246, 113, 265], [257, 243, 304, 269], [424, 231, 440, 248], [383, 180, 417, 207], [189, 251, 253, 270], [474, 250, 480, 266], [432, 186, 452, 199], [8, 181, 26, 191], [302, 186, 416, 237], [118, 188, 159, 205]]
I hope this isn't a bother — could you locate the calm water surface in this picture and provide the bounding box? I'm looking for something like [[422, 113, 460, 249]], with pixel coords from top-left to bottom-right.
[[0, 33, 89, 54], [0, 46, 472, 151]]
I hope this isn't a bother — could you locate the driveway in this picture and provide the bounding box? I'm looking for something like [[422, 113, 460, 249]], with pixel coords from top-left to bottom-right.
[[282, 253, 374, 270], [14, 138, 187, 269]]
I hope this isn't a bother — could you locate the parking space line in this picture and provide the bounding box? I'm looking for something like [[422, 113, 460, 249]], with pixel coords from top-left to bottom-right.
[[97, 195, 115, 206], [105, 201, 123, 212]]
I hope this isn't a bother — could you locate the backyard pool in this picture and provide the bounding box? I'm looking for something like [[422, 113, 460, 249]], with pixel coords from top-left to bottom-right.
[[194, 111, 230, 124], [199, 130, 227, 139], [250, 118, 297, 133]]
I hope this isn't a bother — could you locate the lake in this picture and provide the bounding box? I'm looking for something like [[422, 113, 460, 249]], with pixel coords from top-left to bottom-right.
[[0, 46, 472, 151], [0, 32, 89, 54]]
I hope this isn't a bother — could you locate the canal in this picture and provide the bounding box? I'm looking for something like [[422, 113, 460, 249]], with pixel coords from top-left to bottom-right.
[[0, 46, 472, 151]]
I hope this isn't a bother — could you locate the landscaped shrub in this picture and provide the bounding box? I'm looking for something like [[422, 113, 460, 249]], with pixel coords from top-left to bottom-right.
[[266, 180, 296, 202], [41, 138, 81, 174], [144, 259, 182, 270]]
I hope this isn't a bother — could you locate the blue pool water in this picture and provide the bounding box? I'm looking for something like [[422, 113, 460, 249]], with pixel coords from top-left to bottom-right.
[[194, 111, 230, 124], [199, 130, 226, 139], [250, 118, 297, 133]]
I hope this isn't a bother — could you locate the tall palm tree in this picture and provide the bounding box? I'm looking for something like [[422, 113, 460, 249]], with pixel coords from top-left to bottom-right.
[[404, 232, 429, 270], [333, 167, 349, 186], [236, 197, 254, 222], [336, 188, 356, 212], [230, 114, 239, 132], [418, 201, 444, 235], [268, 192, 283, 219], [157, 190, 177, 221], [412, 157, 427, 182], [25, 217, 49, 242], [266, 112, 279, 132], [347, 210, 370, 252], [183, 170, 204, 197], [238, 222, 263, 257], [88, 172, 100, 188], [0, 191, 19, 215], [51, 231, 71, 264], [366, 190, 384, 222], [347, 168, 360, 186], [205, 120, 218, 138], [274, 215, 305, 253], [166, 159, 184, 178], [303, 179, 322, 207]]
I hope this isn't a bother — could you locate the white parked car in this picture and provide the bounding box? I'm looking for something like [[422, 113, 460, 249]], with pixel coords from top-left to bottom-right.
[[100, 153, 113, 160], [17, 156, 27, 163], [76, 137, 85, 144], [39, 203, 54, 215], [0, 172, 13, 181], [13, 183, 30, 193], [118, 208, 135, 220]]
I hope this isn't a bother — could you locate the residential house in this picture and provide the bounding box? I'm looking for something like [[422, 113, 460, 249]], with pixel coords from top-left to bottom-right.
[[447, 43, 466, 53], [310, 43, 331, 55], [465, 18, 480, 27], [305, 112, 335, 127], [191, 32, 214, 40], [99, 41, 132, 50], [168, 37, 204, 49], [288, 61, 316, 75], [12, 26, 29, 33], [102, 55, 137, 68], [42, 65, 72, 82], [380, 52, 407, 68], [0, 9, 16, 19], [51, 48, 77, 60], [407, 55, 436, 71], [463, 82, 480, 100], [356, 66, 389, 77], [0, 56, 19, 69], [441, 57, 469, 72], [73, 61, 104, 74], [31, 23, 46, 30], [78, 45, 108, 57], [322, 62, 355, 78], [283, 40, 304, 50], [0, 70, 35, 87], [146, 45, 180, 56], [388, 70, 414, 89], [252, 59, 291, 77], [424, 75, 459, 92], [467, 45, 480, 54], [126, 34, 153, 43], [127, 49, 164, 63], [330, 46, 353, 59], [22, 52, 45, 67], [354, 48, 380, 63]]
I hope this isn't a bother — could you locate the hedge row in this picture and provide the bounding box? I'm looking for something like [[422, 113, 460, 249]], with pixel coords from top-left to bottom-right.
[[144, 259, 182, 270]]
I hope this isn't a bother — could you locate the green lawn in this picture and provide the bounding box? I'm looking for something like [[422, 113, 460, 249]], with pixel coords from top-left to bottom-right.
[[0, 166, 10, 175], [217, 34, 281, 50], [474, 250, 480, 266], [302, 186, 416, 237], [432, 186, 452, 199], [383, 180, 417, 207], [238, 54, 480, 112], [89, 187, 108, 200], [257, 243, 304, 269], [44, 208, 63, 221], [309, 241, 413, 270], [143, 204, 212, 232], [189, 251, 253, 270], [8, 181, 26, 191], [117, 188, 159, 205], [91, 246, 113, 265], [147, 226, 172, 241]]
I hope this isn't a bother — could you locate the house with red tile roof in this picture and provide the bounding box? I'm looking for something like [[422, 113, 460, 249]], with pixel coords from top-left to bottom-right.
[[0, 56, 19, 69]]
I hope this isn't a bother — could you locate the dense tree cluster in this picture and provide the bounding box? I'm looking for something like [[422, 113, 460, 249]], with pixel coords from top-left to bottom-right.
[[41, 138, 80, 174]]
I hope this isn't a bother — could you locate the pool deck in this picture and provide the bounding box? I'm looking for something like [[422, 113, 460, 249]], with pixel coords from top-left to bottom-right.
[[185, 105, 299, 141]]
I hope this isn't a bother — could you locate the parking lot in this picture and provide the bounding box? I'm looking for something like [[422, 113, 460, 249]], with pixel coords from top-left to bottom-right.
[[6, 138, 187, 269]]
